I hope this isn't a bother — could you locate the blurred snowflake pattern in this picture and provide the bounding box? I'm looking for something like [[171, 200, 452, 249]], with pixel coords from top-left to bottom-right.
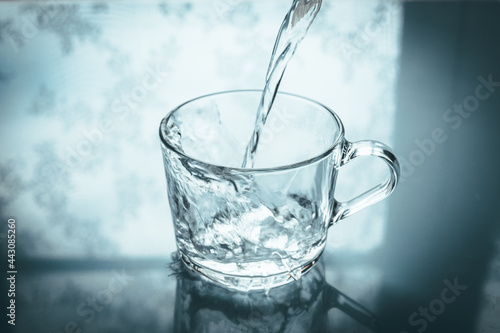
[[0, 0, 402, 259]]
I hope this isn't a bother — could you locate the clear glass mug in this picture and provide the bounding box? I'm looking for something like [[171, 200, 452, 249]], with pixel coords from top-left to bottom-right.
[[159, 90, 399, 291]]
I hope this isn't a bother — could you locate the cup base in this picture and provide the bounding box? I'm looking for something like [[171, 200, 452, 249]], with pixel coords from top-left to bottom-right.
[[179, 250, 323, 292]]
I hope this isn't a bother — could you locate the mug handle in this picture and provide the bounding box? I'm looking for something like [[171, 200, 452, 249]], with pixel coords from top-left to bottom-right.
[[331, 140, 400, 224]]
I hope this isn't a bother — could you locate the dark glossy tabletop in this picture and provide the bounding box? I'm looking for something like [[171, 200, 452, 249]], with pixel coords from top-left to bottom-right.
[[1, 1, 500, 333]]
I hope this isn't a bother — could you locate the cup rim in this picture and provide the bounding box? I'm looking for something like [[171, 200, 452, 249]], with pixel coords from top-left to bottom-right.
[[159, 89, 345, 172]]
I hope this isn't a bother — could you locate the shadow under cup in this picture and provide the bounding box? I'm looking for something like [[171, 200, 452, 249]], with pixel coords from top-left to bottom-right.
[[159, 90, 399, 291]]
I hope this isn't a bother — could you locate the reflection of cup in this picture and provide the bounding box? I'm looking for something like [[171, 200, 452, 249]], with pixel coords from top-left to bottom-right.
[[159, 90, 399, 291], [171, 254, 381, 333]]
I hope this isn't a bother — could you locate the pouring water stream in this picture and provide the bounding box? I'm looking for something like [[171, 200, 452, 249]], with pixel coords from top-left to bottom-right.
[[241, 0, 322, 168]]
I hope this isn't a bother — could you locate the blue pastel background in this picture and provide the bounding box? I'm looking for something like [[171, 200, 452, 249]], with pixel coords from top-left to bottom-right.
[[0, 0, 402, 259]]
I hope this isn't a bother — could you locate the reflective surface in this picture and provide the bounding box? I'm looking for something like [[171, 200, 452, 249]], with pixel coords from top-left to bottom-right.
[[1, 1, 500, 333]]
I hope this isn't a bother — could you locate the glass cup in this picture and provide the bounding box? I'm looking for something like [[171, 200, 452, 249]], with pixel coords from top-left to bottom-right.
[[159, 90, 400, 291]]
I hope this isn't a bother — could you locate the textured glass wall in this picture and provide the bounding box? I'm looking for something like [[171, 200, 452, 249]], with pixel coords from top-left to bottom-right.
[[0, 0, 402, 259]]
